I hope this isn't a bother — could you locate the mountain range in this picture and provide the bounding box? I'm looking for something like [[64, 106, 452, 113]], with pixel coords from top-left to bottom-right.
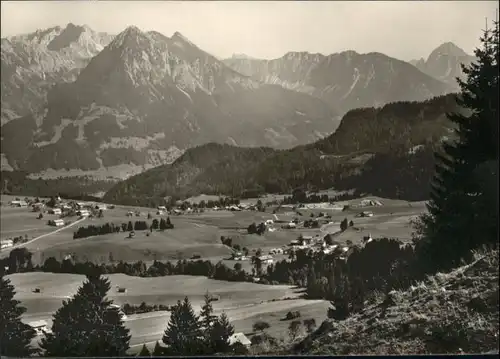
[[0, 23, 473, 179], [223, 50, 452, 114]]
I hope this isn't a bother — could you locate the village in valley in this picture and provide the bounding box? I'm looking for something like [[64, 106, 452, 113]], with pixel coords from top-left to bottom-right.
[[0, 190, 426, 353]]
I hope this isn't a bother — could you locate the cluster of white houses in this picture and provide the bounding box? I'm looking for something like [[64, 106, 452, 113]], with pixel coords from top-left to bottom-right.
[[0, 238, 13, 250], [9, 199, 29, 207]]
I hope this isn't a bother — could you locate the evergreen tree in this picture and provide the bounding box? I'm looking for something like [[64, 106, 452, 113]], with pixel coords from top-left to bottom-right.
[[200, 292, 218, 334], [340, 218, 348, 231], [247, 222, 257, 234], [415, 21, 499, 271], [0, 276, 37, 357], [152, 219, 159, 230], [152, 341, 163, 356], [162, 297, 204, 355], [210, 312, 234, 354], [40, 274, 131, 356], [138, 343, 150, 356], [159, 218, 167, 231], [166, 217, 173, 229], [127, 221, 133, 232]]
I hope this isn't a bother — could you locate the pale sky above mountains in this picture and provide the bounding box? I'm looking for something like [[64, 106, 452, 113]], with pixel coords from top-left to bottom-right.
[[1, 1, 497, 61]]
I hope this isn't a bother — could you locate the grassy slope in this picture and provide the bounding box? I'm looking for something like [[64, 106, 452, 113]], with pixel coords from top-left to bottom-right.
[[8, 272, 329, 349], [293, 249, 499, 355]]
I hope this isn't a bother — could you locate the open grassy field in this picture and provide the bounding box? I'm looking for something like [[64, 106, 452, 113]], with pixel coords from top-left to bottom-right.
[[0, 205, 55, 241], [7, 272, 330, 351], [1, 195, 427, 264]]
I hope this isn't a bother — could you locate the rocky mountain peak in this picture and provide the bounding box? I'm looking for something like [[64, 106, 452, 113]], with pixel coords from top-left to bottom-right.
[[109, 25, 148, 48], [172, 31, 193, 43], [429, 42, 469, 60], [47, 23, 86, 51]]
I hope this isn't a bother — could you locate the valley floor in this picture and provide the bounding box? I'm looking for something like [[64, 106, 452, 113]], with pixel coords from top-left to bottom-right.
[[1, 194, 428, 353]]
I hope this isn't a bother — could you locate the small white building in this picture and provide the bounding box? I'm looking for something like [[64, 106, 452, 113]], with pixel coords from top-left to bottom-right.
[[358, 211, 374, 218], [10, 200, 28, 207], [1, 239, 14, 249], [258, 255, 274, 264], [289, 239, 300, 246], [48, 208, 62, 215], [229, 332, 251, 347], [284, 222, 297, 229], [76, 202, 86, 209], [95, 204, 107, 211], [157, 206, 167, 211], [29, 320, 51, 335], [77, 210, 90, 217], [49, 219, 65, 227], [269, 248, 283, 255], [265, 219, 274, 225]]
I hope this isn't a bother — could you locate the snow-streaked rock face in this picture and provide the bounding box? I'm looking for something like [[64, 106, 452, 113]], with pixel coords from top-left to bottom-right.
[[410, 42, 476, 88], [224, 50, 454, 114], [1, 23, 114, 121], [1, 25, 340, 175]]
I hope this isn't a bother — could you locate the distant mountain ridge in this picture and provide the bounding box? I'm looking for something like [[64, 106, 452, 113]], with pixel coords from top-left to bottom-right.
[[1, 24, 339, 177], [1, 23, 114, 124], [223, 50, 454, 114], [1, 24, 462, 180], [410, 42, 476, 88]]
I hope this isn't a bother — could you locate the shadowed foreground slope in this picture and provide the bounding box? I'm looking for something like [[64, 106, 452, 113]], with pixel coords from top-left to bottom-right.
[[293, 249, 499, 355]]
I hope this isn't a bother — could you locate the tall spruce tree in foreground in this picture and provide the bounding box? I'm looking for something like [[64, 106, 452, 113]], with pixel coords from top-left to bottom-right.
[[138, 343, 151, 356], [40, 274, 131, 356], [210, 312, 235, 354], [199, 291, 218, 352], [0, 276, 37, 357], [152, 341, 163, 356], [414, 20, 499, 271], [162, 297, 204, 355]]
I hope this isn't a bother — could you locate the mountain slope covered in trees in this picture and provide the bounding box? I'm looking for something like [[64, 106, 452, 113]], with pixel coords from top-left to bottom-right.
[[104, 94, 461, 205]]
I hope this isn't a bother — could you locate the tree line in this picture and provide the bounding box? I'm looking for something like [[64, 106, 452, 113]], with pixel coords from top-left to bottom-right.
[[282, 190, 357, 205], [121, 302, 170, 315], [72, 218, 174, 239], [0, 249, 254, 284], [0, 171, 115, 198]]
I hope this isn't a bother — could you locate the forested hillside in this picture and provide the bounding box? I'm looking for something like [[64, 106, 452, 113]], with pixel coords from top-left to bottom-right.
[[103, 93, 460, 205], [0, 171, 116, 198]]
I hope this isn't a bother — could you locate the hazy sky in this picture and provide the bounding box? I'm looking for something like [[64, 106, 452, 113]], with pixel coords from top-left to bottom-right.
[[1, 1, 497, 61]]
